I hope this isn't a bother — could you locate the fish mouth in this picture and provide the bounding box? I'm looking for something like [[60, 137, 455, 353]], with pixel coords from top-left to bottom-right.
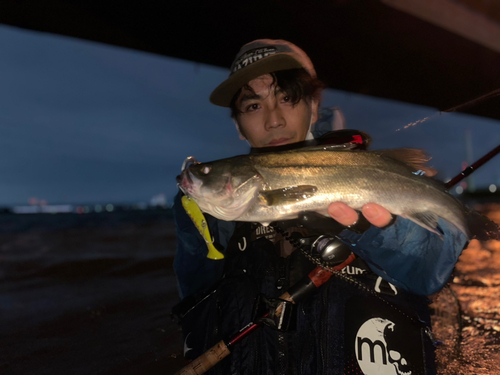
[[177, 156, 200, 196], [176, 170, 194, 196]]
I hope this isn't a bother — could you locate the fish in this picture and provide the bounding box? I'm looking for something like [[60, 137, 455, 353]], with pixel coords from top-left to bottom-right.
[[176, 146, 471, 238]]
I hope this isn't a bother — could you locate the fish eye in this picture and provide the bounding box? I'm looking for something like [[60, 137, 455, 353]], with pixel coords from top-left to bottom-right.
[[201, 165, 212, 174]]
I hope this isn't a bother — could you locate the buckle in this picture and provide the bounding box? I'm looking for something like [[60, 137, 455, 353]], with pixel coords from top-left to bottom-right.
[[252, 294, 296, 332]]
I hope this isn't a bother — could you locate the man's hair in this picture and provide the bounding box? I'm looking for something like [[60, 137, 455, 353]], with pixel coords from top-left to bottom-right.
[[229, 68, 325, 119]]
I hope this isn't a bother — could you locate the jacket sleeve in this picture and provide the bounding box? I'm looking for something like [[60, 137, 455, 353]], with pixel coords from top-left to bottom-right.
[[172, 191, 236, 300], [338, 217, 468, 295]]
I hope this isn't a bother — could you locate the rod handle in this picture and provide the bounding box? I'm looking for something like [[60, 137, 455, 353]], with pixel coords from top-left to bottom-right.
[[174, 340, 230, 375]]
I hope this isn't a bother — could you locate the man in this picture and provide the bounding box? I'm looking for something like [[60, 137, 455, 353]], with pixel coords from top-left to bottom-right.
[[173, 39, 467, 374]]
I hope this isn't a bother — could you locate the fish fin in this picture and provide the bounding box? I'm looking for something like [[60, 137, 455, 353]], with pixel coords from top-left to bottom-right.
[[372, 148, 438, 177], [402, 210, 444, 239], [260, 185, 317, 206]]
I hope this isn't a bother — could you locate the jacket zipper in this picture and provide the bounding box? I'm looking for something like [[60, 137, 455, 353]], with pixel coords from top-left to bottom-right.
[[319, 287, 328, 374], [277, 256, 289, 375]]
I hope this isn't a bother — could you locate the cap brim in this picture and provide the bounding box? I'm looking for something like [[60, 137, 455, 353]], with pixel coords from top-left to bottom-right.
[[209, 54, 304, 107]]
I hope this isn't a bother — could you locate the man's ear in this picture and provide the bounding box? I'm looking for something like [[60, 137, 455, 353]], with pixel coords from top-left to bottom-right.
[[311, 99, 319, 124], [233, 118, 247, 140]]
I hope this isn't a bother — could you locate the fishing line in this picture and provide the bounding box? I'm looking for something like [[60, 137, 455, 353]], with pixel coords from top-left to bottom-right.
[[395, 114, 436, 132], [441, 88, 500, 114], [394, 88, 500, 132]]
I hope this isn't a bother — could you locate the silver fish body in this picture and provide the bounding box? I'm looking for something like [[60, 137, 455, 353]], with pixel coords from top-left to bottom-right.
[[177, 147, 469, 238]]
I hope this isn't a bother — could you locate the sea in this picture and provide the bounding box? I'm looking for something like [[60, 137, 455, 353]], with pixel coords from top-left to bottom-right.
[[0, 209, 185, 375], [1, 206, 499, 374]]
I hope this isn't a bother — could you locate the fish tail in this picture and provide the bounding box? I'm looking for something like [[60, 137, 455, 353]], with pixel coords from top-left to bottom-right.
[[446, 195, 500, 241], [401, 211, 443, 238], [401, 195, 469, 240], [465, 207, 500, 241]]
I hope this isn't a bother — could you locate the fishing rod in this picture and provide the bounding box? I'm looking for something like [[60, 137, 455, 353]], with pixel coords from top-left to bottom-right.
[[173, 255, 355, 375], [396, 88, 500, 187], [439, 88, 500, 189], [445, 144, 500, 190]]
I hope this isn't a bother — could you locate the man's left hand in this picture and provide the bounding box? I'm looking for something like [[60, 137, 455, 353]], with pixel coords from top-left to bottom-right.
[[327, 202, 393, 228]]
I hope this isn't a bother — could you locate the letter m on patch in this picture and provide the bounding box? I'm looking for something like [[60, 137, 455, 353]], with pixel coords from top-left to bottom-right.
[[357, 337, 387, 365]]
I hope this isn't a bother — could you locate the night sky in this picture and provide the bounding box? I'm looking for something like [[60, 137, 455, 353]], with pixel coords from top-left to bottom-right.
[[1, 24, 499, 206]]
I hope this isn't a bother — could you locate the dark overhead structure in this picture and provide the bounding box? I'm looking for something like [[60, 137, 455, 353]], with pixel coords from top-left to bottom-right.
[[1, 0, 500, 121]]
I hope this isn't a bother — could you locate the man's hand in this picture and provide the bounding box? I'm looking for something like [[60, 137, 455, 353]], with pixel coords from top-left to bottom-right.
[[327, 202, 393, 228]]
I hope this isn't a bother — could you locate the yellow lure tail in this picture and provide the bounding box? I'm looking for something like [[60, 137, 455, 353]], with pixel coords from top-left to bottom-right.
[[181, 195, 224, 260]]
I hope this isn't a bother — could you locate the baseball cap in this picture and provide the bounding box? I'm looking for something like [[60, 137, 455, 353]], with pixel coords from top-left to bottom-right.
[[209, 39, 316, 107]]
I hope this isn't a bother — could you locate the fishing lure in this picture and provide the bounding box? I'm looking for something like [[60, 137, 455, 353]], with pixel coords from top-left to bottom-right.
[[181, 195, 224, 260]]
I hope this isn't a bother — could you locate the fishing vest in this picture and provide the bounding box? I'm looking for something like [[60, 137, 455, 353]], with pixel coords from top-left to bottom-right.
[[177, 221, 437, 375]]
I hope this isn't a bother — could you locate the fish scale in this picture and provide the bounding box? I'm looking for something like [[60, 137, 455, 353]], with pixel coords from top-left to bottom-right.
[[244, 166, 451, 225]]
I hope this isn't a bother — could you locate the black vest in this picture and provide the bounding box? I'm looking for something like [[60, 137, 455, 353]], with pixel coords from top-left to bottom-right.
[[178, 221, 437, 375]]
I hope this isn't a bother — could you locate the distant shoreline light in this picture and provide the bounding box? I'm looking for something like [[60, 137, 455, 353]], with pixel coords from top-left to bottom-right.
[[12, 205, 73, 214], [9, 203, 171, 214]]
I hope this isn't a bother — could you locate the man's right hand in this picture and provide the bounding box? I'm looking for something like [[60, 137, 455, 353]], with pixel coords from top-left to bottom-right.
[[327, 202, 393, 228]]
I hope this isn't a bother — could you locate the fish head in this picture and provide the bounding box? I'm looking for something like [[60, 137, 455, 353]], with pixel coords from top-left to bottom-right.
[[176, 156, 262, 221]]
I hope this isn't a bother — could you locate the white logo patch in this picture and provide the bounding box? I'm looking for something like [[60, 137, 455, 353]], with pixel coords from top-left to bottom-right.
[[355, 318, 412, 375]]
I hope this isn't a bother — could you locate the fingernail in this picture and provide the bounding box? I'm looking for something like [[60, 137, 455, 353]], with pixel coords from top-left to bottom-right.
[[363, 205, 379, 219], [330, 206, 346, 219]]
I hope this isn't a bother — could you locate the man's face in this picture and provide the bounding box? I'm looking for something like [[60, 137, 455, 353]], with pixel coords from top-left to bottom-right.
[[234, 74, 318, 148]]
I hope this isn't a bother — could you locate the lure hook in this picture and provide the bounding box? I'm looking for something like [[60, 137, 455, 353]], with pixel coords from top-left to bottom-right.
[[181, 156, 200, 171]]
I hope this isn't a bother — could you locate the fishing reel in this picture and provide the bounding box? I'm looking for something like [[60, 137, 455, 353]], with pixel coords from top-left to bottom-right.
[[293, 233, 351, 267], [310, 235, 352, 266], [292, 211, 359, 267]]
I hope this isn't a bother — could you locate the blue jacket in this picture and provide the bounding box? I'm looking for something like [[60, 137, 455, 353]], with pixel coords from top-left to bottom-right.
[[174, 115, 467, 299], [172, 122, 468, 374]]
